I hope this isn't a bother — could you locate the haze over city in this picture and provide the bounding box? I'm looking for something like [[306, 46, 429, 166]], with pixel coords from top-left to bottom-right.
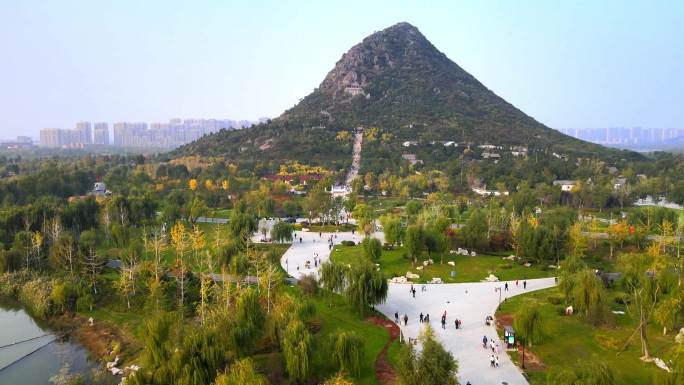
[[1, 0, 683, 140]]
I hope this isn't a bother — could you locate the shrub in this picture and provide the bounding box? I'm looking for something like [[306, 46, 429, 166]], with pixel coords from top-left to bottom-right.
[[341, 240, 355, 246], [547, 294, 564, 305], [298, 274, 319, 296], [595, 334, 621, 351], [613, 292, 630, 305]]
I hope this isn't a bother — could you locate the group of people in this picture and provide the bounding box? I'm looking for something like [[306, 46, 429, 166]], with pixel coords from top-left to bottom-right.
[[394, 312, 409, 326], [482, 335, 501, 368]]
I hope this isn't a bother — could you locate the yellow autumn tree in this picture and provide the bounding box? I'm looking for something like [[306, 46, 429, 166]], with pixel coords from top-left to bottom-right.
[[336, 130, 351, 141], [188, 179, 198, 191]]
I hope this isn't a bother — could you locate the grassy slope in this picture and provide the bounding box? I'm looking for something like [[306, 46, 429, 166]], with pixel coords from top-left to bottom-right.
[[331, 244, 551, 283], [496, 287, 675, 385]]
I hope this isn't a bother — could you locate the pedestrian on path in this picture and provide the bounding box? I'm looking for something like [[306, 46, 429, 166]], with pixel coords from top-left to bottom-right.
[[490, 354, 495, 367], [394, 312, 399, 323], [495, 355, 500, 367], [504, 282, 509, 291], [403, 314, 408, 326], [441, 316, 446, 329], [523, 280, 527, 289], [454, 319, 458, 329], [482, 335, 488, 348], [425, 314, 430, 323], [419, 313, 424, 323], [516, 280, 519, 287], [412, 288, 416, 298]]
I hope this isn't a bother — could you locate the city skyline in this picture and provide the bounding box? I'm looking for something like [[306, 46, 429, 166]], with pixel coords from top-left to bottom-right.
[[1, 1, 683, 139], [36, 117, 263, 149]]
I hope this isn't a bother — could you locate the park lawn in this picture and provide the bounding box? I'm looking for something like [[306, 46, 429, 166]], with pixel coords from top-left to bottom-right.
[[496, 287, 676, 385], [210, 209, 233, 219], [330, 245, 551, 283], [282, 286, 390, 385]]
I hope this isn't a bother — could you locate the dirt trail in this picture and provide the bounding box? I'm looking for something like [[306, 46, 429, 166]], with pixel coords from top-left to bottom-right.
[[367, 315, 399, 385]]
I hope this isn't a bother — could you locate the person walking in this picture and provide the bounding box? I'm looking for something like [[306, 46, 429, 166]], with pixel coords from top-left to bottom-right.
[[523, 280, 527, 289], [482, 335, 488, 348], [394, 312, 399, 324], [504, 282, 509, 291], [490, 353, 495, 367], [403, 314, 408, 326], [441, 316, 446, 330], [495, 355, 500, 367], [515, 279, 519, 287], [412, 288, 416, 298], [419, 313, 424, 323], [425, 314, 430, 323], [299, 237, 302, 243]]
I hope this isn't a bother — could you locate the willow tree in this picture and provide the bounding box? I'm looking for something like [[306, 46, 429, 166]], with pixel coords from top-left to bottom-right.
[[282, 319, 312, 383], [320, 261, 347, 306], [332, 331, 364, 378], [232, 288, 265, 356], [619, 252, 663, 360], [271, 221, 294, 243], [345, 263, 388, 314], [397, 324, 457, 385], [571, 269, 610, 325], [214, 358, 267, 385], [514, 302, 545, 347]]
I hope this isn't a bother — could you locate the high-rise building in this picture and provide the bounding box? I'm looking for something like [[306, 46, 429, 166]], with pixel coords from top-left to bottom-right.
[[93, 122, 109, 145], [75, 121, 92, 145], [40, 128, 63, 148]]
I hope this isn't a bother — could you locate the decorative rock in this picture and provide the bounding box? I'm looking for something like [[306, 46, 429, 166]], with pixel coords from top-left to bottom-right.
[[390, 276, 408, 284], [654, 357, 670, 372], [447, 261, 455, 266], [416, 266, 424, 270], [523, 262, 532, 267], [406, 272, 420, 279], [430, 277, 443, 284], [470, 251, 477, 256], [484, 274, 499, 282]]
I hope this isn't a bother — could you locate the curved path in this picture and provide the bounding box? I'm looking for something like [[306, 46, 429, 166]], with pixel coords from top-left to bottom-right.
[[376, 278, 556, 385], [280, 230, 384, 280], [278, 230, 556, 384]]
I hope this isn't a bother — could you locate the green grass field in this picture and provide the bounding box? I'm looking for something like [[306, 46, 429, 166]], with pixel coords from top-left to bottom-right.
[[331, 245, 552, 283], [307, 291, 389, 384], [496, 287, 676, 384]]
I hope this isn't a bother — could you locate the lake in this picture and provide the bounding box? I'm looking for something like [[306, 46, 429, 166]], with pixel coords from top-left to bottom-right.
[[0, 298, 108, 385]]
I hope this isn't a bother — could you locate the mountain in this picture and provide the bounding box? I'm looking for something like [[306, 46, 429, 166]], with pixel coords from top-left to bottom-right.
[[178, 22, 636, 166]]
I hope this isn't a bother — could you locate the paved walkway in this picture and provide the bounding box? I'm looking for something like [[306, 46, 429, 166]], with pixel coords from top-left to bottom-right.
[[376, 278, 557, 385], [277, 229, 556, 384], [279, 230, 383, 280]]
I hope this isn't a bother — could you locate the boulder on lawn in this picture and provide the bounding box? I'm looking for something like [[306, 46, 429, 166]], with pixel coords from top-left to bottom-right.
[[484, 274, 499, 282], [447, 261, 455, 266], [430, 277, 443, 284], [390, 276, 408, 284], [406, 272, 420, 280], [416, 265, 424, 270]]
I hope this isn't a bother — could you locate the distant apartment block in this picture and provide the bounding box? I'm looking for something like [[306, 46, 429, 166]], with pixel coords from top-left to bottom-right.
[[75, 121, 92, 145], [93, 122, 109, 145]]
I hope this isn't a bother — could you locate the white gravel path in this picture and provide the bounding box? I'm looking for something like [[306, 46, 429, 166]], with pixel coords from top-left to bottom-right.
[[376, 278, 557, 385]]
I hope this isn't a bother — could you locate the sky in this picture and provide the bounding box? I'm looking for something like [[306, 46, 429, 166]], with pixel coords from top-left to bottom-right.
[[1, 0, 683, 139]]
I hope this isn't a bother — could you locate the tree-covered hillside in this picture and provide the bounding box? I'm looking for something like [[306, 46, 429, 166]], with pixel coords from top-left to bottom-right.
[[178, 22, 637, 165]]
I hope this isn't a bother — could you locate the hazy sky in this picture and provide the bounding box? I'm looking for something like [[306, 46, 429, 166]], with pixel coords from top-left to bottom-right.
[[1, 0, 682, 139]]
